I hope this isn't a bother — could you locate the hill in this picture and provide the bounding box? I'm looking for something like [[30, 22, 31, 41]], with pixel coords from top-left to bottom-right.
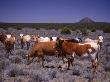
[[78, 17, 95, 23]]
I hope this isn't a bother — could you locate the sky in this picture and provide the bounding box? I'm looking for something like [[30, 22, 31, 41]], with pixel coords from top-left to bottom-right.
[[0, 0, 110, 23]]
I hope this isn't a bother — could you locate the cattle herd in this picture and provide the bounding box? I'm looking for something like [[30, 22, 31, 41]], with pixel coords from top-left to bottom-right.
[[0, 32, 103, 72], [1, 29, 110, 82]]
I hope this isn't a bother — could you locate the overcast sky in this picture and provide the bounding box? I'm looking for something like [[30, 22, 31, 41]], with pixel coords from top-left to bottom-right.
[[0, 0, 110, 23]]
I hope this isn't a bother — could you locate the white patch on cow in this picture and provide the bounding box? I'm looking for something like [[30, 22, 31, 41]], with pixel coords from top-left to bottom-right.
[[83, 53, 88, 57], [26, 35, 31, 41], [72, 52, 75, 58], [20, 34, 23, 37], [64, 58, 68, 62], [88, 49, 92, 53], [6, 34, 11, 39], [85, 42, 99, 51], [99, 36, 103, 40], [26, 55, 28, 57], [79, 43, 84, 45], [95, 58, 98, 63], [75, 38, 79, 42], [98, 36, 103, 43], [85, 38, 93, 43], [39, 37, 50, 42], [90, 52, 97, 60], [62, 62, 68, 70], [94, 40, 98, 43], [45, 37, 50, 42], [52, 37, 57, 41]]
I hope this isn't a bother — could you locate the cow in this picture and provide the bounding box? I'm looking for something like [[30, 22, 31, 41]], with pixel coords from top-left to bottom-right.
[[97, 35, 103, 49], [0, 32, 6, 44], [55, 37, 82, 59], [31, 34, 40, 43], [20, 34, 31, 50], [4, 33, 16, 54], [26, 41, 58, 67], [55, 39, 100, 71]]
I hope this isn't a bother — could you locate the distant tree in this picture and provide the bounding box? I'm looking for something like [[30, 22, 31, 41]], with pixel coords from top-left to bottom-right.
[[61, 27, 71, 34], [91, 28, 96, 32], [16, 27, 22, 30], [80, 29, 88, 36]]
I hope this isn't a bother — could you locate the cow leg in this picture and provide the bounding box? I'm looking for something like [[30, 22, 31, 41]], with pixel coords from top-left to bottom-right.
[[12, 43, 15, 50], [26, 41, 30, 50], [31, 56, 35, 62], [90, 52, 98, 72], [67, 60, 70, 70], [62, 55, 65, 63], [6, 43, 12, 54], [71, 52, 75, 61], [41, 56, 45, 67], [67, 52, 75, 70], [62, 52, 66, 63], [93, 53, 99, 72], [26, 56, 35, 65], [98, 42, 102, 50], [70, 58, 74, 66], [21, 43, 23, 49], [21, 41, 24, 49], [21, 39, 23, 49]]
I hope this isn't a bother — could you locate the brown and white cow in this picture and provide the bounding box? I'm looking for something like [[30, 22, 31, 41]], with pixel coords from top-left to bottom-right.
[[4, 33, 16, 54], [55, 39, 100, 71], [20, 34, 31, 50]]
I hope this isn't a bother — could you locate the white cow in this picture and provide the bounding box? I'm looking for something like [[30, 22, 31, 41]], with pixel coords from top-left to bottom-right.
[[20, 34, 31, 50]]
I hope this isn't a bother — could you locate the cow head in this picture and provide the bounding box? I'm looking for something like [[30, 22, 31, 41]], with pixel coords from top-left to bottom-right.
[[55, 38, 64, 51]]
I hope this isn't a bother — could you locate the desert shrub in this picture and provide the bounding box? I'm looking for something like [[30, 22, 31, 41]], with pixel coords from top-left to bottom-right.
[[91, 28, 96, 32], [8, 69, 16, 77], [7, 68, 27, 77], [35, 27, 40, 30], [81, 29, 88, 36], [61, 27, 71, 34], [9, 56, 22, 64], [72, 69, 80, 76], [48, 71, 57, 79], [30, 74, 43, 82], [16, 79, 22, 82], [0, 58, 10, 69], [16, 27, 22, 30], [16, 50, 27, 57], [3, 27, 8, 30], [104, 61, 110, 72]]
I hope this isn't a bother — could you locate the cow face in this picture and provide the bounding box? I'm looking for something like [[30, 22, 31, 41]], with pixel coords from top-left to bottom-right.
[[55, 39, 64, 51]]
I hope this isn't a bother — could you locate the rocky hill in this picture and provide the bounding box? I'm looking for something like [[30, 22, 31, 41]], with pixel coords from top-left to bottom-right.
[[79, 17, 95, 23]]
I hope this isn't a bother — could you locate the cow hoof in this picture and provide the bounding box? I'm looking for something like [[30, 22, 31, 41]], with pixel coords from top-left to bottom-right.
[[67, 68, 70, 70]]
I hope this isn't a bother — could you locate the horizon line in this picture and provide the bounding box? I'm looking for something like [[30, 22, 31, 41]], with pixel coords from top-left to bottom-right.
[[0, 21, 110, 23]]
